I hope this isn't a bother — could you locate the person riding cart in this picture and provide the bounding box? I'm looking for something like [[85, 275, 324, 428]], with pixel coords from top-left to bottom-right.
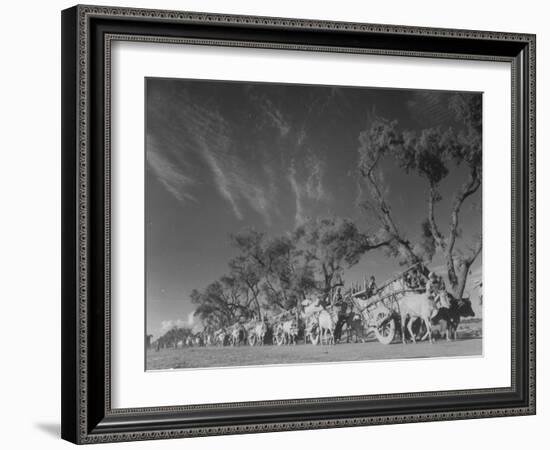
[[365, 276, 377, 298], [333, 288, 348, 341], [404, 268, 423, 291], [426, 271, 448, 317]]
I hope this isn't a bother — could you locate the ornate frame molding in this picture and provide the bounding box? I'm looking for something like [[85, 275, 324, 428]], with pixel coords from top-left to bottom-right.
[[61, 4, 536, 444]]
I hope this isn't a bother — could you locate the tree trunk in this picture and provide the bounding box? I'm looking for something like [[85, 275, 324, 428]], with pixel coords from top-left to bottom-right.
[[251, 290, 262, 320], [449, 245, 481, 300], [454, 264, 469, 299], [445, 250, 458, 291], [361, 162, 419, 266]]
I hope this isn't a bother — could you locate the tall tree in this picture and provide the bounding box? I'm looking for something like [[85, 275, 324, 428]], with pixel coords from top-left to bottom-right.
[[229, 229, 272, 317], [293, 217, 389, 298], [191, 275, 255, 327], [357, 93, 482, 298], [261, 235, 317, 312]]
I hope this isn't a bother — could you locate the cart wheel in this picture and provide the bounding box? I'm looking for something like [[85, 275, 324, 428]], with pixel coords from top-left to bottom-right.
[[374, 315, 396, 345], [309, 327, 320, 345], [274, 327, 285, 346]]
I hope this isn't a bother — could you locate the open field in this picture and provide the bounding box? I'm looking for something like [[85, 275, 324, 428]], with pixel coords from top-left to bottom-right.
[[146, 321, 482, 370]]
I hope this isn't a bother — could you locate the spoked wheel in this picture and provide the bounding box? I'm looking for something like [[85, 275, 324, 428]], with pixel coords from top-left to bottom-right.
[[309, 326, 320, 345], [338, 325, 348, 344], [274, 327, 285, 346], [374, 311, 396, 345]]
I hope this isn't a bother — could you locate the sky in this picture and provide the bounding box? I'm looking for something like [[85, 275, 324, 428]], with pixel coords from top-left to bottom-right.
[[145, 78, 482, 338]]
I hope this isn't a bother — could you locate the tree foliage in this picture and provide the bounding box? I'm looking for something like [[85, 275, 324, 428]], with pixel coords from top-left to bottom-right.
[[190, 217, 386, 326], [293, 217, 389, 295]]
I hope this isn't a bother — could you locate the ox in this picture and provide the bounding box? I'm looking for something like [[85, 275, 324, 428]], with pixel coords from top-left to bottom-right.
[[276, 319, 298, 345], [431, 296, 475, 340], [215, 328, 227, 346], [185, 335, 194, 347], [301, 298, 336, 345], [252, 321, 268, 345], [193, 333, 204, 347], [230, 324, 246, 346], [317, 310, 336, 345], [398, 293, 436, 344], [343, 313, 364, 343]]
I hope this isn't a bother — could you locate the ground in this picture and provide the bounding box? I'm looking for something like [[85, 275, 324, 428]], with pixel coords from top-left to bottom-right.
[[147, 320, 482, 370]]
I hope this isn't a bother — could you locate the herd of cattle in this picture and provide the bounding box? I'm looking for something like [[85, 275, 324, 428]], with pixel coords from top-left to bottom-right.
[[155, 290, 476, 350]]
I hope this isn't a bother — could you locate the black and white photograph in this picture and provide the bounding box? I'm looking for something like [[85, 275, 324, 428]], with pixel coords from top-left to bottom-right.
[[145, 78, 483, 370]]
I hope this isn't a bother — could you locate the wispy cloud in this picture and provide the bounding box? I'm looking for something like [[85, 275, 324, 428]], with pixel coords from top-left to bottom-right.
[[251, 93, 291, 137], [288, 161, 306, 226], [174, 100, 275, 225], [305, 153, 327, 202], [265, 106, 290, 137], [407, 91, 453, 126], [288, 153, 329, 226], [147, 136, 198, 204], [296, 128, 307, 147], [148, 84, 336, 227], [200, 144, 244, 219]]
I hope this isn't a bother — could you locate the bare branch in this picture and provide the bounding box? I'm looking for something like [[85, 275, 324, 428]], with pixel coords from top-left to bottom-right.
[[365, 238, 393, 250], [427, 184, 446, 249], [447, 170, 481, 261], [360, 158, 420, 264]]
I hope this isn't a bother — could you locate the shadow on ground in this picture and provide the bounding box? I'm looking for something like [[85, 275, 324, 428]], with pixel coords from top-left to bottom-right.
[[35, 422, 60, 438]]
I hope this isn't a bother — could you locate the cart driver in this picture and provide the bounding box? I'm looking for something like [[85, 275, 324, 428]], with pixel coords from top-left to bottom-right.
[[426, 271, 447, 316], [408, 268, 421, 290], [366, 276, 377, 298], [332, 287, 343, 305], [426, 271, 438, 298], [333, 288, 348, 341]]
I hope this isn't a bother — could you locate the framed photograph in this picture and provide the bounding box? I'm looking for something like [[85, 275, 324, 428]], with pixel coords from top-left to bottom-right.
[[61, 5, 536, 444]]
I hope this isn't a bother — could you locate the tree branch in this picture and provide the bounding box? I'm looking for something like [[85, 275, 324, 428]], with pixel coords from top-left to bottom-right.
[[444, 170, 481, 289], [428, 183, 445, 249], [448, 172, 481, 253], [365, 238, 393, 250], [360, 156, 419, 264]]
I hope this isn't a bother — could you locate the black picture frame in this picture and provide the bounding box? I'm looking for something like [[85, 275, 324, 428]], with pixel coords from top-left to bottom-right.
[[61, 4, 536, 444]]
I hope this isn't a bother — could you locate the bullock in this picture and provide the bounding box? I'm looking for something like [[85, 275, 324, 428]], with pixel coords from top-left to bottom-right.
[[343, 313, 364, 343], [203, 331, 215, 346], [185, 335, 193, 347], [317, 310, 336, 345], [304, 315, 318, 344], [244, 319, 267, 346], [431, 296, 475, 340], [230, 323, 246, 346], [302, 298, 337, 345], [193, 333, 204, 347], [252, 320, 268, 346], [398, 292, 436, 344], [215, 328, 227, 346], [282, 319, 298, 345], [274, 319, 298, 345]]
